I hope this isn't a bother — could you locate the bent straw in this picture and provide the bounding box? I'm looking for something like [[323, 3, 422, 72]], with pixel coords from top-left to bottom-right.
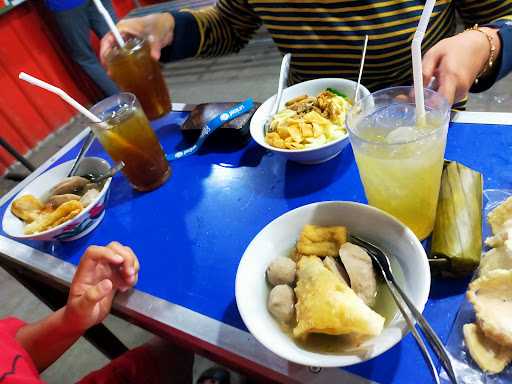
[[19, 72, 102, 123], [411, 0, 436, 126], [19, 73, 153, 165], [92, 0, 125, 48], [354, 35, 369, 105]]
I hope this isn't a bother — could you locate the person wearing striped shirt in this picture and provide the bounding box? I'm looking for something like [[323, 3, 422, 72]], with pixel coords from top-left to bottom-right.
[[100, 0, 512, 106]]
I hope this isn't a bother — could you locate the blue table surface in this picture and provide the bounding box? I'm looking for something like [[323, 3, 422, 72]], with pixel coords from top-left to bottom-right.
[[1, 112, 511, 383]]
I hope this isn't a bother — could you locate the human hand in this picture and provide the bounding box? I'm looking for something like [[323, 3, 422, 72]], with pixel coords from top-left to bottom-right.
[[64, 242, 140, 332], [422, 27, 501, 105], [100, 13, 175, 65]]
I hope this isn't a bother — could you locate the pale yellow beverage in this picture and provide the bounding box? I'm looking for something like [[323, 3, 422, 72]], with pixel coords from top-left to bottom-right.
[[347, 87, 450, 240], [353, 126, 445, 239]]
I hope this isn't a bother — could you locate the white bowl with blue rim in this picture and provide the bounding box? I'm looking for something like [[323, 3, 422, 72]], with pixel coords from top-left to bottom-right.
[[235, 201, 430, 367], [2, 157, 111, 242], [250, 78, 371, 164]]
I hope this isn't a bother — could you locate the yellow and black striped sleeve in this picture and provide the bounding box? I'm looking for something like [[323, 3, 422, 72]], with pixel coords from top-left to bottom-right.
[[161, 0, 512, 93], [161, 0, 261, 61]]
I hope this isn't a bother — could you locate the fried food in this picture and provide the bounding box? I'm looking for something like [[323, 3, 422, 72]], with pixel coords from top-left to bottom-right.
[[479, 242, 512, 277], [485, 228, 512, 248], [293, 256, 384, 339], [24, 200, 83, 235], [467, 269, 512, 348], [339, 242, 378, 307], [265, 90, 351, 150], [46, 194, 81, 210], [463, 323, 512, 374], [11, 195, 44, 223], [295, 224, 347, 259], [488, 196, 512, 235]]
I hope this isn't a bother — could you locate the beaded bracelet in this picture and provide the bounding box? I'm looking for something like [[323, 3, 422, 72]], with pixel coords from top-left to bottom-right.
[[464, 24, 496, 84]]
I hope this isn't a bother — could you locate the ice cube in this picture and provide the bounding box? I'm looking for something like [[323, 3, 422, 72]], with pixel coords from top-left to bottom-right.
[[385, 126, 420, 144]]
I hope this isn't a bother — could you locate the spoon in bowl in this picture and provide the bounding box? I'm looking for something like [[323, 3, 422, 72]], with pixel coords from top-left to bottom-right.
[[349, 234, 458, 384], [86, 161, 125, 184], [264, 53, 291, 135]]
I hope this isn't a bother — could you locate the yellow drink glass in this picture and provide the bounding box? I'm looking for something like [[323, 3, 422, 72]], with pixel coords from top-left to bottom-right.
[[347, 87, 450, 239]]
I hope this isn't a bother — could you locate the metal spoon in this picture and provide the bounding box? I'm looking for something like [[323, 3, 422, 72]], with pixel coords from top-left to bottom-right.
[[68, 130, 95, 177], [264, 53, 291, 135], [88, 161, 125, 183], [349, 235, 458, 384]]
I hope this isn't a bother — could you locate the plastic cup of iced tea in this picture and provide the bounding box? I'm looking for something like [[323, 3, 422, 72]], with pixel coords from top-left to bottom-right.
[[90, 93, 171, 191], [106, 36, 171, 120]]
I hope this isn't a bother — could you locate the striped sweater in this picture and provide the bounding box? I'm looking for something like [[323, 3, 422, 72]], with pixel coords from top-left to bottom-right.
[[162, 0, 512, 92]]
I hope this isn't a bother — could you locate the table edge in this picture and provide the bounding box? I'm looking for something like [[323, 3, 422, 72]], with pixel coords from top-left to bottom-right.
[[0, 103, 373, 383], [3, 108, 509, 382]]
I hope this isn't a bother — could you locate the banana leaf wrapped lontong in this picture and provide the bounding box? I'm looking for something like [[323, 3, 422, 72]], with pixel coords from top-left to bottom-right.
[[430, 161, 483, 278]]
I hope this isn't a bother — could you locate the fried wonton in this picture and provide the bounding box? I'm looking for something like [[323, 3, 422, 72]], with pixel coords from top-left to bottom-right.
[[24, 200, 83, 235], [293, 256, 384, 339], [295, 225, 347, 260], [11, 195, 44, 223]]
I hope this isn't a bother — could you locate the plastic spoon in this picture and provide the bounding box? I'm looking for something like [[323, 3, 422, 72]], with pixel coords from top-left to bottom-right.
[[264, 53, 291, 135]]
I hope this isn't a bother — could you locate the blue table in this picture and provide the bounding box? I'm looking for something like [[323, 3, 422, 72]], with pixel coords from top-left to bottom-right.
[[1, 107, 511, 383]]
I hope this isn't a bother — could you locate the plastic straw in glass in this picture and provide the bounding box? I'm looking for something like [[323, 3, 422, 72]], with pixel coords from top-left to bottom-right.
[[18, 72, 103, 124], [92, 0, 125, 48], [411, 0, 436, 125], [354, 35, 369, 104]]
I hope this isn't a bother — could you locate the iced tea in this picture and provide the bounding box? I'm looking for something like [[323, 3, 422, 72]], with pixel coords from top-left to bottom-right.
[[107, 37, 171, 120], [90, 93, 170, 191]]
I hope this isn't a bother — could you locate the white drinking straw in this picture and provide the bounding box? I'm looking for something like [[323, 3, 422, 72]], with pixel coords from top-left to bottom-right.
[[19, 72, 102, 123], [354, 35, 369, 104], [411, 0, 436, 125], [92, 0, 125, 48]]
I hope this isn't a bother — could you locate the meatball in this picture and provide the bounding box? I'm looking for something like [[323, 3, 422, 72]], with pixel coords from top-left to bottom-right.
[[268, 285, 295, 323], [266, 257, 296, 286]]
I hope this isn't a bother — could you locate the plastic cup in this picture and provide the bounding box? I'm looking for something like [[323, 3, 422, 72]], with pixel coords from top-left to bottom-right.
[[347, 86, 450, 239], [106, 37, 171, 120], [90, 93, 170, 191]]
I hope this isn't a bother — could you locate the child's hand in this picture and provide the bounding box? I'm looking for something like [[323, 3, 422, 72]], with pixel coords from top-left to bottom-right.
[[64, 242, 140, 332]]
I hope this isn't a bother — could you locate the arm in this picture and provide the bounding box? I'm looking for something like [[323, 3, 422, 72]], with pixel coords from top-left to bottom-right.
[[99, 0, 261, 64], [170, 0, 262, 60], [422, 1, 512, 104], [15, 308, 83, 373], [15, 243, 139, 372], [456, 0, 512, 92]]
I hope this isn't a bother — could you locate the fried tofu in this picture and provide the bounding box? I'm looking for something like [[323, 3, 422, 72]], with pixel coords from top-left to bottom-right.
[[24, 200, 83, 234], [295, 224, 347, 260], [11, 195, 44, 223], [293, 256, 384, 339]]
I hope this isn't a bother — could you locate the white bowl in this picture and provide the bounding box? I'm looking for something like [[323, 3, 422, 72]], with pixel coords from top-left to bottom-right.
[[250, 78, 371, 164], [3, 157, 112, 242], [235, 201, 430, 367]]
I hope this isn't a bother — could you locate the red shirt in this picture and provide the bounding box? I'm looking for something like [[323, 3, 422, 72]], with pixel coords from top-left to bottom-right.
[[0, 317, 42, 384], [0, 317, 162, 384]]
